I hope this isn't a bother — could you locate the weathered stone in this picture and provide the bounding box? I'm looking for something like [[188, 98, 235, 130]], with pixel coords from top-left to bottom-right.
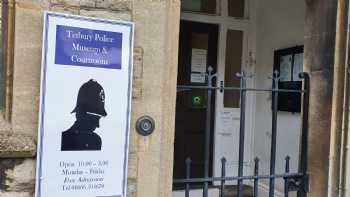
[[304, 0, 338, 196], [0, 115, 12, 133], [132, 47, 144, 99], [304, 33, 336, 71], [131, 1, 180, 196], [1, 1, 180, 197], [127, 180, 137, 197], [132, 79, 142, 99], [127, 152, 138, 179], [50, 5, 80, 14], [0, 192, 31, 197], [50, 0, 80, 7], [79, 9, 131, 21], [133, 47, 144, 78], [0, 159, 35, 193], [12, 3, 43, 136], [128, 116, 138, 154], [0, 133, 36, 158], [95, 0, 132, 11], [79, 0, 96, 7], [15, 0, 50, 10]]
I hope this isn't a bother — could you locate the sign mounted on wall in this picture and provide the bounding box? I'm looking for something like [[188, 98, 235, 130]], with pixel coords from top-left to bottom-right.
[[35, 12, 134, 197]]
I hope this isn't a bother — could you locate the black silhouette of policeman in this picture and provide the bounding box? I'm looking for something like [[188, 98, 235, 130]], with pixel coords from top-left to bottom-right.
[[61, 79, 107, 151]]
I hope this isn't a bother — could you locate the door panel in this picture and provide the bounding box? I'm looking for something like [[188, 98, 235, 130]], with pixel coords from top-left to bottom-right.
[[181, 0, 217, 14], [224, 30, 243, 108], [214, 27, 252, 181], [173, 20, 219, 183]]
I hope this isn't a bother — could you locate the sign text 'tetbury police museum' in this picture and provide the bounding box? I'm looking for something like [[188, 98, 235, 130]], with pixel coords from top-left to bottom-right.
[[35, 12, 134, 197]]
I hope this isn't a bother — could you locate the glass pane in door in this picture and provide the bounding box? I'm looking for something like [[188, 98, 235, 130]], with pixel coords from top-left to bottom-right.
[[224, 30, 243, 108], [192, 32, 209, 50], [228, 0, 245, 18], [181, 0, 216, 14]]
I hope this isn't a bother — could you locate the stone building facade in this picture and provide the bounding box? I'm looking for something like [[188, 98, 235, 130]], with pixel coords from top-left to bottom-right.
[[1, 0, 350, 197]]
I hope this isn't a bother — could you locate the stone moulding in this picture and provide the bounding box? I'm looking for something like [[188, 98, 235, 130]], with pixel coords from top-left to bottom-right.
[[0, 132, 36, 158]]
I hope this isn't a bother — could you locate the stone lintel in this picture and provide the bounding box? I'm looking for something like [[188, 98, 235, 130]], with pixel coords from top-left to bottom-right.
[[14, 0, 49, 10], [0, 132, 36, 158], [50, 0, 132, 11]]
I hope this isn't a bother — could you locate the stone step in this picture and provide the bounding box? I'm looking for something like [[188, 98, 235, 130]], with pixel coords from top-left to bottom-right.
[[223, 185, 254, 197], [172, 185, 254, 197]]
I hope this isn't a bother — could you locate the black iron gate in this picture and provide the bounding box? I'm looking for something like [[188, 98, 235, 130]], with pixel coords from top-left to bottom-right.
[[173, 68, 310, 197]]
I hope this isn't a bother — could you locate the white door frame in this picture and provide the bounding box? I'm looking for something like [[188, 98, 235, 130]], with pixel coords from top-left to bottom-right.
[[180, 0, 257, 180]]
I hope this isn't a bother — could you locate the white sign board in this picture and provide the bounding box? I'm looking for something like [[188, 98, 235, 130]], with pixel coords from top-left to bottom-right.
[[191, 48, 207, 73], [35, 12, 134, 197], [190, 73, 206, 83]]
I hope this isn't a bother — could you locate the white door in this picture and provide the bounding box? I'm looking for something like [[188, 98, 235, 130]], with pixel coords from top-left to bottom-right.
[[180, 0, 256, 185], [213, 25, 254, 182]]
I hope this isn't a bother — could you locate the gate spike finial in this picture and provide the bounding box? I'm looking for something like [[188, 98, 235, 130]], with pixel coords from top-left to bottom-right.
[[221, 157, 227, 163], [206, 66, 217, 82], [285, 155, 291, 161], [254, 157, 260, 163], [268, 70, 281, 80]]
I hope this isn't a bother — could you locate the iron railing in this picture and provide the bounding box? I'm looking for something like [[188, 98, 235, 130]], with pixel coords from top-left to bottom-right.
[[174, 68, 310, 197]]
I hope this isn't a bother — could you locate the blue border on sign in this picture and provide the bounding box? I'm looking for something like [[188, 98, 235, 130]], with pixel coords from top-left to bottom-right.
[[36, 12, 134, 197]]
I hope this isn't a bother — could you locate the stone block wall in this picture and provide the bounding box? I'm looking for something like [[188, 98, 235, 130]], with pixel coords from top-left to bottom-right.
[[0, 0, 180, 197]]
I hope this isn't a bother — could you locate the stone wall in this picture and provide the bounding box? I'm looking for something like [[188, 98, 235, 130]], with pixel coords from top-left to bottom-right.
[[0, 0, 180, 197]]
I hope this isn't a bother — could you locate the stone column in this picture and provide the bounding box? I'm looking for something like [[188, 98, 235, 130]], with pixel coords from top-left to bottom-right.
[[132, 1, 180, 197], [328, 0, 349, 196], [303, 0, 338, 196], [0, 1, 38, 196]]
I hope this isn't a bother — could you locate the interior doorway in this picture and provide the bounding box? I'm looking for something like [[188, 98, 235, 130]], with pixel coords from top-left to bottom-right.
[[173, 19, 251, 182], [173, 20, 219, 184], [172, 0, 309, 196]]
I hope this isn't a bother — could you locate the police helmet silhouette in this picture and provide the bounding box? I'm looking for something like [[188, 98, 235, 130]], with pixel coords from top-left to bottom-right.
[[72, 79, 107, 116]]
